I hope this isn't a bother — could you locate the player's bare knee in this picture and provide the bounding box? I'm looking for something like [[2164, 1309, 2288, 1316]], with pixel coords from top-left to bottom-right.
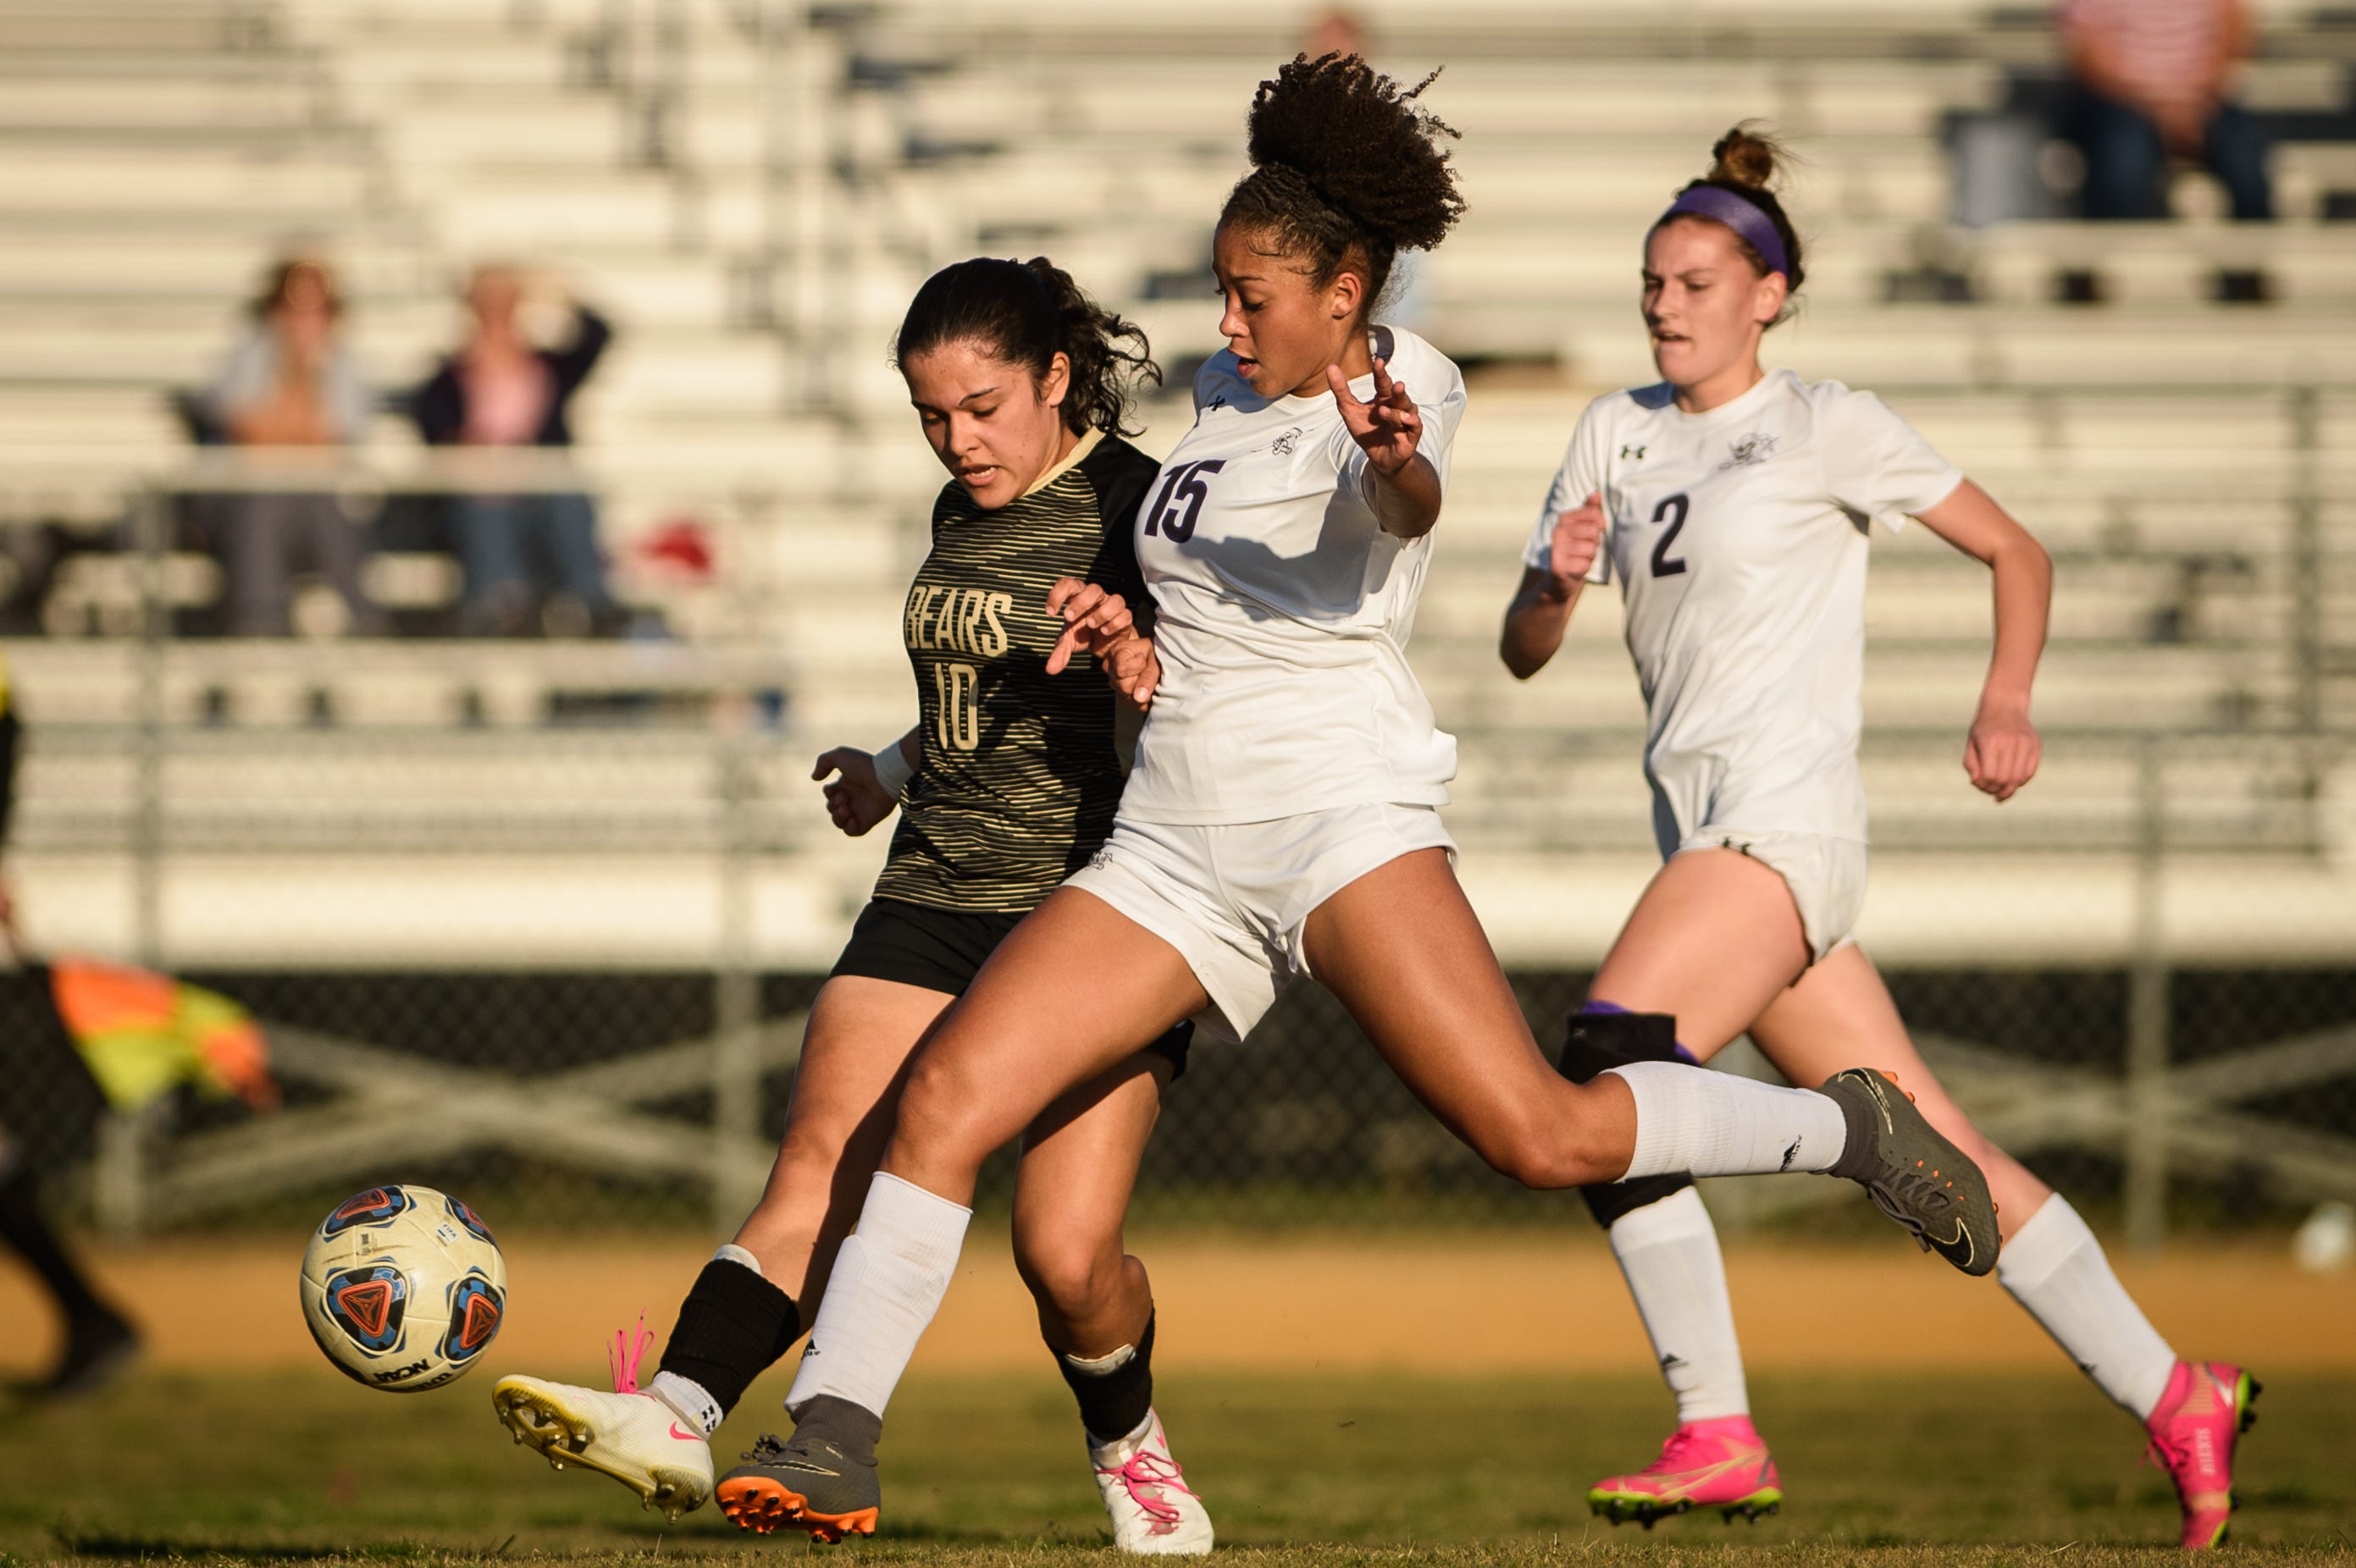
[[1469, 1108, 1593, 1190], [892, 1049, 998, 1170], [1502, 1083, 1634, 1188], [1012, 1229, 1122, 1323]]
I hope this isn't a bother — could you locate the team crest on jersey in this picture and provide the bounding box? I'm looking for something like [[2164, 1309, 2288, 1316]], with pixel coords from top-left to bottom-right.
[[1619, 443, 1647, 460], [1270, 427, 1302, 456], [1719, 433, 1778, 469]]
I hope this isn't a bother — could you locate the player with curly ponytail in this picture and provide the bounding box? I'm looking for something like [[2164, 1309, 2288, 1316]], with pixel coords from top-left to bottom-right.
[[747, 73, 1997, 1547], [1219, 52, 1463, 312], [492, 257, 1219, 1554], [1504, 130, 2248, 1549]]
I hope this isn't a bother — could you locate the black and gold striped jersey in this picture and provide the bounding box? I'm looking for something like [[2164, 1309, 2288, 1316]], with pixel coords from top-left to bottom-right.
[[873, 431, 1159, 913]]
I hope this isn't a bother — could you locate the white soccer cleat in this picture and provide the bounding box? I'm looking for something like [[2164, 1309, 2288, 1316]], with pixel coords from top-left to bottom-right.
[[492, 1375, 714, 1521], [1090, 1409, 1214, 1555]]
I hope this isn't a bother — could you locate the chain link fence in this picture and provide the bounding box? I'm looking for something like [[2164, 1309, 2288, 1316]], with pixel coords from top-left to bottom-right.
[[12, 947, 2353, 1241], [3, 502, 2349, 1242]]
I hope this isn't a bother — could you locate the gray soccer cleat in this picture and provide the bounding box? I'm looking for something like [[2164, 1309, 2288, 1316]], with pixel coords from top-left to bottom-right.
[[716, 1429, 881, 1542], [1821, 1068, 1999, 1276]]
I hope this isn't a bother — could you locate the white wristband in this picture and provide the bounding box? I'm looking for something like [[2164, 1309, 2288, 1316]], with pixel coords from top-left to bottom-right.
[[871, 739, 915, 799]]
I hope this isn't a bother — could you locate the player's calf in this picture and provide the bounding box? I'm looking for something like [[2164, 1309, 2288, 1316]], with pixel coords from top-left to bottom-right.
[[1557, 1006, 1700, 1230]]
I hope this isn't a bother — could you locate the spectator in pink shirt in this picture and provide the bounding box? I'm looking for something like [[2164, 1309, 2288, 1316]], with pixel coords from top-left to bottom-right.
[[2063, 0, 2273, 223], [413, 268, 625, 637]]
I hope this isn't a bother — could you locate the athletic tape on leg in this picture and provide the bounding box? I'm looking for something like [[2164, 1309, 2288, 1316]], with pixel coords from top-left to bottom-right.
[[785, 1172, 971, 1420], [1608, 1061, 1846, 1180]]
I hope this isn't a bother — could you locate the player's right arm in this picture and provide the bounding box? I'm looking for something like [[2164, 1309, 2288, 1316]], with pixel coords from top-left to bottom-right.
[[812, 726, 921, 836], [1499, 491, 1607, 680]]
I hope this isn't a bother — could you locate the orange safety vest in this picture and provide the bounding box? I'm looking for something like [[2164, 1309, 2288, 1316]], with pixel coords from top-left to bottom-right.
[[49, 958, 277, 1112]]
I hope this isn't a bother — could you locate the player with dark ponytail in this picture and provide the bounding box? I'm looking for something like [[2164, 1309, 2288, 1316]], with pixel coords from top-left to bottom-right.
[[1504, 129, 2251, 1550], [494, 256, 1219, 1554], [744, 67, 1999, 1544]]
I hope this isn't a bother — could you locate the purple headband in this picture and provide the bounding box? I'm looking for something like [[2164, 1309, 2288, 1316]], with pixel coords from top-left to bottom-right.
[[1658, 185, 1789, 277]]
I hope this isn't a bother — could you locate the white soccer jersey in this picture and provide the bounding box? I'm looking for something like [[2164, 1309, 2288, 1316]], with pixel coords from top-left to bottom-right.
[[1120, 324, 1468, 825], [1524, 368, 1963, 848]]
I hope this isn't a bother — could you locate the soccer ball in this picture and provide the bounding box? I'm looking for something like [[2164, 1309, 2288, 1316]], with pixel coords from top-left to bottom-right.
[[299, 1184, 506, 1393]]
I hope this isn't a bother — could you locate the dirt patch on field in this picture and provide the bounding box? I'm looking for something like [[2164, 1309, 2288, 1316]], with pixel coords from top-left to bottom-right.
[[3, 1231, 2345, 1379]]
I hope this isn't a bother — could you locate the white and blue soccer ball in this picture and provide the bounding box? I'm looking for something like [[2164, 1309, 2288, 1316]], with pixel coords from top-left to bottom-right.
[[299, 1184, 507, 1393]]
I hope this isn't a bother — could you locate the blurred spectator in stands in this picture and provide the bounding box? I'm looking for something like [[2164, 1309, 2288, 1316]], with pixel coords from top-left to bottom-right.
[[414, 268, 627, 638], [2063, 0, 2273, 224], [203, 257, 384, 636], [1303, 7, 1369, 62]]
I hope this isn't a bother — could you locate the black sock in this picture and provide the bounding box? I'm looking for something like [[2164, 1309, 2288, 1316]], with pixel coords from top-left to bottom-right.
[[1056, 1311, 1156, 1445], [655, 1256, 800, 1418], [0, 1160, 112, 1323]]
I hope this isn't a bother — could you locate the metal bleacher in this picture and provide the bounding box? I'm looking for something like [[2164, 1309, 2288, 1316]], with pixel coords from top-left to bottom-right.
[[0, 0, 2352, 971]]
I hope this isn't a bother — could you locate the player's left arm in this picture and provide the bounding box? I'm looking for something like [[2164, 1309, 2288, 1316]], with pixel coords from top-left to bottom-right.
[[1327, 358, 1441, 538], [1914, 479, 2052, 803], [812, 726, 920, 836]]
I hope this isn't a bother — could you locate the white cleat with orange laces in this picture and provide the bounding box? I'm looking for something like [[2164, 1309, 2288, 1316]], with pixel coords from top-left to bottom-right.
[[1089, 1409, 1214, 1554]]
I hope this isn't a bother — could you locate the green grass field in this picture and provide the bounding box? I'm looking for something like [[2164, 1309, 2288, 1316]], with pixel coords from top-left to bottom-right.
[[3, 1369, 2348, 1567]]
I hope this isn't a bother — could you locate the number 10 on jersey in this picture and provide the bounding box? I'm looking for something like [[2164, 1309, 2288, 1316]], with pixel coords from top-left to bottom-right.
[[933, 662, 980, 751]]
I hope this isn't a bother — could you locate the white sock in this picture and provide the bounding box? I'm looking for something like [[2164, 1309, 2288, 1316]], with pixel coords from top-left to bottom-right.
[[1607, 1186, 1750, 1424], [1997, 1195, 2177, 1420], [1606, 1061, 1848, 1179], [783, 1171, 971, 1420], [649, 1371, 723, 1438], [1064, 1342, 1137, 1376]]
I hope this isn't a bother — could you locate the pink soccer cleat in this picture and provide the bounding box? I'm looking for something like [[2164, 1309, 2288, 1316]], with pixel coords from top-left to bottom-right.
[[2145, 1360, 2260, 1550], [1588, 1415, 1783, 1527]]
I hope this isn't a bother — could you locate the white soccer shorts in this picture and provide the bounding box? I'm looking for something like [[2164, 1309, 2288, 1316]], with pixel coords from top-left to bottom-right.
[[1065, 802, 1457, 1044], [1669, 828, 1868, 963]]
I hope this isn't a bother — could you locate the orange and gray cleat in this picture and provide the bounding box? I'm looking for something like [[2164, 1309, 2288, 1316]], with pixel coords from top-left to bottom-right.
[[716, 1431, 881, 1543], [2146, 1360, 2260, 1550], [1588, 1415, 1784, 1527], [1821, 1067, 2000, 1276]]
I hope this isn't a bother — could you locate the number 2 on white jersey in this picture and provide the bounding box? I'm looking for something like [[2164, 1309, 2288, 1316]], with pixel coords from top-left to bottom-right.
[[1649, 493, 1690, 578], [1143, 460, 1226, 543]]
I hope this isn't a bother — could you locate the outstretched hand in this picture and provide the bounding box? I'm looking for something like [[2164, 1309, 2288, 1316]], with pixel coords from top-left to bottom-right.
[[1325, 357, 1423, 476], [1045, 577, 1137, 675]]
